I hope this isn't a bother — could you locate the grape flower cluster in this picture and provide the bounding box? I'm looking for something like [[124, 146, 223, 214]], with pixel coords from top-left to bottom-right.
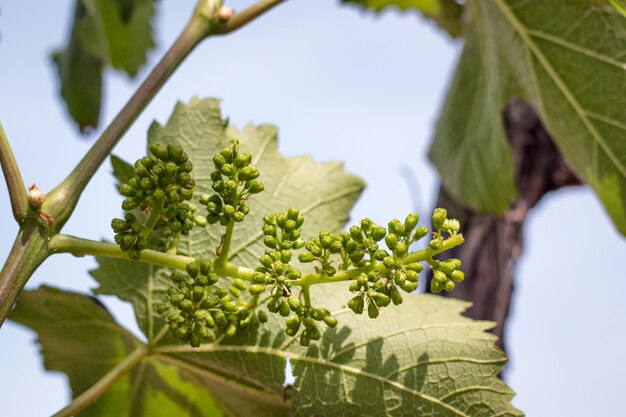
[[112, 140, 465, 348], [111, 143, 198, 259]]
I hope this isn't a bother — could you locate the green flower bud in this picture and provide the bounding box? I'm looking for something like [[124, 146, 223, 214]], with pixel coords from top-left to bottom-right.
[[429, 238, 442, 250], [286, 315, 301, 329], [412, 226, 429, 241], [401, 281, 418, 292], [212, 310, 227, 327], [300, 332, 310, 346], [263, 236, 278, 249], [373, 292, 391, 307], [170, 272, 186, 285], [323, 315, 338, 328], [257, 310, 268, 323], [226, 324, 238, 337], [349, 225, 363, 242], [394, 271, 406, 286], [247, 180, 264, 194], [319, 232, 333, 249], [213, 154, 226, 169], [394, 242, 408, 257], [374, 250, 388, 261], [279, 300, 291, 317], [262, 224, 276, 237], [111, 218, 129, 233], [119, 184, 136, 197], [447, 258, 462, 270], [388, 219, 405, 236], [201, 295, 220, 309], [180, 299, 194, 313], [432, 208, 447, 230], [307, 241, 322, 257], [348, 295, 364, 314], [345, 240, 358, 254], [390, 285, 403, 305], [249, 284, 266, 295], [233, 279, 247, 291], [431, 280, 442, 293], [128, 248, 141, 260], [175, 325, 190, 340], [450, 270, 465, 282], [385, 233, 398, 250], [221, 301, 238, 313], [443, 280, 456, 292], [371, 226, 387, 242], [349, 281, 360, 292], [404, 213, 419, 232], [307, 323, 321, 340], [122, 198, 139, 210], [405, 270, 419, 283], [288, 296, 301, 311], [434, 270, 447, 283], [330, 240, 343, 254], [193, 215, 208, 226], [238, 167, 259, 181], [149, 143, 169, 160], [367, 301, 379, 319], [445, 218, 460, 235]]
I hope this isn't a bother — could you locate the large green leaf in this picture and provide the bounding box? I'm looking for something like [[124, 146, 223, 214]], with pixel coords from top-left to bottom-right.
[[9, 286, 226, 417], [88, 97, 520, 415], [341, 0, 465, 37], [53, 0, 156, 131], [429, 0, 626, 235]]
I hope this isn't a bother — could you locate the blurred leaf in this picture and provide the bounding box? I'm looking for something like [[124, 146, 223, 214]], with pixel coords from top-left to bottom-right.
[[52, 0, 103, 133], [111, 154, 136, 185], [53, 0, 156, 132], [341, 0, 465, 37], [10, 286, 226, 417], [430, 0, 626, 235]]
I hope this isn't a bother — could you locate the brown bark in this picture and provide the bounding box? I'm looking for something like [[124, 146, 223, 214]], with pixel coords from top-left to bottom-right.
[[427, 99, 581, 353]]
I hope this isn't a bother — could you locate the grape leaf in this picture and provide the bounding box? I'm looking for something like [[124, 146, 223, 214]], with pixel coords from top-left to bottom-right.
[[341, 0, 465, 37], [9, 286, 226, 417], [88, 97, 520, 415], [53, 0, 156, 132], [429, 0, 626, 235]]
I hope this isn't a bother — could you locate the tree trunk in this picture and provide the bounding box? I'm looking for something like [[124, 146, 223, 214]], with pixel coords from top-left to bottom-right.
[[427, 99, 581, 354]]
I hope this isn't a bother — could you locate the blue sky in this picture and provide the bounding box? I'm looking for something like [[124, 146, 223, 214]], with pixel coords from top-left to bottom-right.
[[1, 1, 625, 416]]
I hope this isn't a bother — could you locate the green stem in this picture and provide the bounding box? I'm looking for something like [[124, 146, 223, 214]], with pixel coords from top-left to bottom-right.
[[0, 222, 51, 327], [43, 8, 211, 231], [0, 123, 28, 222], [294, 234, 465, 287], [140, 197, 165, 239], [301, 286, 311, 307], [49, 234, 193, 270], [217, 220, 234, 267], [43, 0, 288, 232], [52, 346, 148, 417], [47, 233, 256, 281], [219, 0, 287, 34]]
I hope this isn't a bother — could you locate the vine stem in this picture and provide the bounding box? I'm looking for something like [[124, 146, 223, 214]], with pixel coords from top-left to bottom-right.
[[0, 123, 28, 222], [47, 233, 464, 290], [294, 234, 465, 286], [217, 220, 235, 267], [49, 234, 194, 270], [0, 0, 287, 327], [42, 0, 288, 231], [51, 346, 148, 417]]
